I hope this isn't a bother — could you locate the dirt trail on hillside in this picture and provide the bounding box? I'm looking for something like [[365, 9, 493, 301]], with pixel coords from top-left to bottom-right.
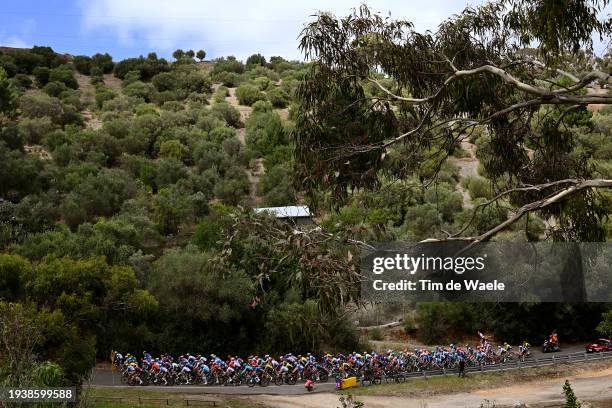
[[226, 87, 253, 122], [74, 72, 103, 130], [225, 87, 262, 206], [82, 109, 102, 130], [103, 74, 123, 93], [252, 368, 612, 408], [75, 72, 95, 106], [451, 139, 479, 209]]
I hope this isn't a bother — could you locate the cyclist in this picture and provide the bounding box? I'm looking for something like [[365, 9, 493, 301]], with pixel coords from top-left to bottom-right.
[[519, 341, 531, 361]]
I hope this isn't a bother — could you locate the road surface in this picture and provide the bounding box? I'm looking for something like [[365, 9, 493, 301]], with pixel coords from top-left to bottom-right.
[[88, 346, 610, 396]]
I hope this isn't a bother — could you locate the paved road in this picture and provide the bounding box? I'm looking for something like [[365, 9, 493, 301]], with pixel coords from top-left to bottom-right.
[[87, 346, 610, 396], [88, 369, 336, 395]]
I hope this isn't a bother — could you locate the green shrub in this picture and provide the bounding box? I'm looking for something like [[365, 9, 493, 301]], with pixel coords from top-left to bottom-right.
[[42, 81, 68, 97], [152, 72, 177, 91], [235, 84, 267, 106], [207, 126, 236, 144], [211, 56, 244, 75], [12, 73, 32, 89], [48, 65, 78, 89], [18, 117, 55, 144], [369, 327, 383, 341], [399, 203, 443, 241], [423, 182, 463, 222], [91, 52, 114, 73], [267, 87, 290, 108], [252, 100, 273, 113], [403, 314, 417, 334], [161, 101, 183, 112], [212, 71, 242, 87], [246, 53, 267, 67], [210, 102, 242, 128], [562, 380, 582, 408], [32, 66, 50, 86], [159, 139, 188, 161], [463, 175, 493, 200], [90, 66, 104, 85], [245, 111, 288, 155], [416, 303, 477, 344], [73, 55, 92, 75], [213, 176, 249, 206], [113, 54, 169, 80], [252, 76, 271, 90], [197, 113, 226, 132], [596, 310, 612, 337], [134, 103, 158, 116], [123, 80, 156, 102], [95, 86, 117, 109], [122, 70, 141, 87], [19, 92, 63, 123]]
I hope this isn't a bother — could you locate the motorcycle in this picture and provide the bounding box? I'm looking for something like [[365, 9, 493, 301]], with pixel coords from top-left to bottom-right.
[[542, 340, 560, 353]]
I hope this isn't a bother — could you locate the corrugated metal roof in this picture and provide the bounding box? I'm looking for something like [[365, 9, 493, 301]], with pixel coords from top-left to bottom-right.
[[254, 205, 311, 218]]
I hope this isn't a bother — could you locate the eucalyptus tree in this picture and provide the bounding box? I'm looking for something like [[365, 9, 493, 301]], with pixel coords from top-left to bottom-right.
[[295, 0, 612, 243]]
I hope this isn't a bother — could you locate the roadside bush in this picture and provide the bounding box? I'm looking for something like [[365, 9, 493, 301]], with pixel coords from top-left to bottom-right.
[[416, 303, 478, 344], [403, 314, 417, 334], [222, 138, 242, 157], [243, 65, 280, 82], [369, 328, 383, 341]]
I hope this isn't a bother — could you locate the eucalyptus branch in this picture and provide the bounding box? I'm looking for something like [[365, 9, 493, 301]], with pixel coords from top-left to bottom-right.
[[423, 178, 612, 244]]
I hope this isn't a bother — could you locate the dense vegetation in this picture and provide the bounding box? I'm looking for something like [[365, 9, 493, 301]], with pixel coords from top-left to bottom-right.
[[1, 0, 611, 388], [0, 45, 341, 386]]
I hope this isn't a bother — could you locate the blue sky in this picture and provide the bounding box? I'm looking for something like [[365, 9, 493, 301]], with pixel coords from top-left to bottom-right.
[[0, 0, 609, 62]]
